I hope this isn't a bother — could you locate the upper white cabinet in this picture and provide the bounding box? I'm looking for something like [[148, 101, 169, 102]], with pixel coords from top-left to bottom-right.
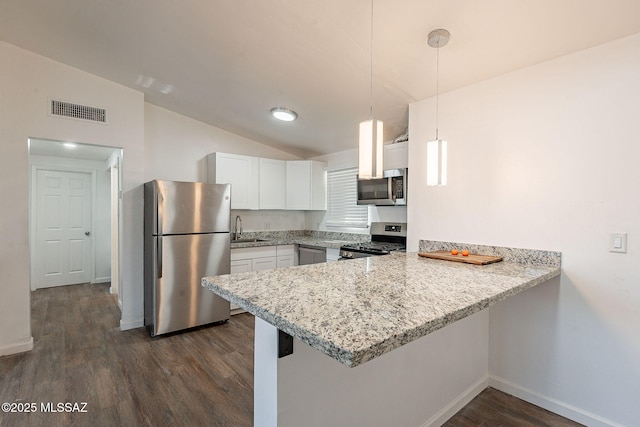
[[259, 158, 286, 209], [208, 152, 326, 211], [286, 160, 326, 210], [207, 153, 259, 210], [384, 141, 408, 170]]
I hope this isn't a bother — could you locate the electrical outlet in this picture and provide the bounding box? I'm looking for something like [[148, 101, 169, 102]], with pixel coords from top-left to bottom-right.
[[609, 233, 627, 253], [264, 222, 271, 230]]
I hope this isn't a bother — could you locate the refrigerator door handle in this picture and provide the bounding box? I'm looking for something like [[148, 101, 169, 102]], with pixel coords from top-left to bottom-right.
[[157, 193, 163, 278]]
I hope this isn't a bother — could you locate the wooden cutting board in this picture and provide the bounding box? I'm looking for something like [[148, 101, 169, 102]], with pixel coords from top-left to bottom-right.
[[418, 250, 503, 265]]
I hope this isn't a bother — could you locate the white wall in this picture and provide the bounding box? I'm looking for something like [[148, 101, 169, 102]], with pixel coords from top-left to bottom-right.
[[0, 41, 144, 354], [231, 210, 306, 232], [144, 103, 307, 232], [144, 103, 301, 182], [408, 33, 640, 426], [259, 311, 489, 427], [29, 155, 112, 284]]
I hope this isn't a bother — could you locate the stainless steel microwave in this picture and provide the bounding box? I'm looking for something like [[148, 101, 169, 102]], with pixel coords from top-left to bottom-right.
[[357, 168, 407, 206]]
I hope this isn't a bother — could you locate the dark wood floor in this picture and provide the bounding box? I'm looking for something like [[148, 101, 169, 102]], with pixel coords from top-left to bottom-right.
[[0, 283, 254, 427], [0, 283, 583, 427], [444, 388, 583, 427]]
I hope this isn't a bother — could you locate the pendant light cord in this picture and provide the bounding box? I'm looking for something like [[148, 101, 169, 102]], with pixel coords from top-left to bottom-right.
[[369, 0, 374, 121], [435, 38, 439, 140]]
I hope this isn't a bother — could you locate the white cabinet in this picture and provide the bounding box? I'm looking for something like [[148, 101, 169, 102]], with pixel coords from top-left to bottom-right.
[[326, 247, 341, 262], [208, 153, 327, 211], [384, 141, 408, 170], [229, 246, 278, 314], [253, 257, 278, 271], [276, 244, 297, 268], [230, 259, 252, 274], [259, 158, 286, 209], [207, 153, 259, 210], [231, 246, 277, 268], [286, 160, 326, 210], [231, 244, 297, 272]]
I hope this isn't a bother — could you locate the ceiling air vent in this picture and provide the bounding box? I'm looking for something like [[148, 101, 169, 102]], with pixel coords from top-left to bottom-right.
[[51, 99, 107, 123]]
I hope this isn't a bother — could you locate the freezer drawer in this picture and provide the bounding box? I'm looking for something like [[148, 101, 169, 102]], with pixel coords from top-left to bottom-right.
[[145, 232, 230, 336]]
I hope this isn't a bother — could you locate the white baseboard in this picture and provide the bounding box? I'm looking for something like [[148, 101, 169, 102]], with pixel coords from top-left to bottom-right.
[[490, 376, 625, 427], [92, 277, 111, 284], [119, 317, 144, 331], [0, 336, 34, 356], [422, 375, 489, 427]]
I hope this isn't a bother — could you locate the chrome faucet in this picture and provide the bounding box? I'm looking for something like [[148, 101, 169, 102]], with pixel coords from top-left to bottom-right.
[[233, 215, 243, 240]]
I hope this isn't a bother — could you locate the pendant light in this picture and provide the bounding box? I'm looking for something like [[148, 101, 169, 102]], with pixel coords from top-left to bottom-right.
[[426, 29, 450, 186], [358, 0, 383, 180]]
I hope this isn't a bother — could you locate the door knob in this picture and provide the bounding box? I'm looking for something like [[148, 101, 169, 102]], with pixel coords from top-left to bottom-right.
[[85, 231, 91, 236]]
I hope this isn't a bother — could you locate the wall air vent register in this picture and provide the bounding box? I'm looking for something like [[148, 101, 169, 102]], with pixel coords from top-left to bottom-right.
[[50, 99, 107, 123]]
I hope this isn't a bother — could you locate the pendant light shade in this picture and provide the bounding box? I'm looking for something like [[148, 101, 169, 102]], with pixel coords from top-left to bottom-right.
[[426, 139, 447, 186], [427, 28, 450, 187], [358, 119, 383, 179], [358, 0, 383, 179]]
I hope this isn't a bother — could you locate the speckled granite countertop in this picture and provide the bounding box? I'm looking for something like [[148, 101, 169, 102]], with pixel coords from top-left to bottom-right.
[[203, 243, 561, 367], [230, 230, 369, 249]]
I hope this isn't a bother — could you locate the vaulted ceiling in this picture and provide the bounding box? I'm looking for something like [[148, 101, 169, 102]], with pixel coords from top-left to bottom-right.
[[2, 0, 640, 158]]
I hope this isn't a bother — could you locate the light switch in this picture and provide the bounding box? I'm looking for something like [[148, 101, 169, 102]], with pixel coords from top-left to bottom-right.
[[614, 236, 622, 248], [609, 233, 627, 253]]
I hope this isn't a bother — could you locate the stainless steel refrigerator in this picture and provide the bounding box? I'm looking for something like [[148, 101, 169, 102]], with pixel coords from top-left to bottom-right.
[[144, 180, 231, 336]]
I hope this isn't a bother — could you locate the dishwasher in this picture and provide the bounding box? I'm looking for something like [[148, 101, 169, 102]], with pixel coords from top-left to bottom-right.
[[298, 245, 327, 265]]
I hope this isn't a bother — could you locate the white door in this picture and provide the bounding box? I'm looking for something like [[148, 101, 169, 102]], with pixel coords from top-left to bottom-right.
[[36, 170, 92, 288]]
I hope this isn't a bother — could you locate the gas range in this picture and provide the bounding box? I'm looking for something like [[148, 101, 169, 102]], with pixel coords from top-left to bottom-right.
[[340, 222, 407, 259]]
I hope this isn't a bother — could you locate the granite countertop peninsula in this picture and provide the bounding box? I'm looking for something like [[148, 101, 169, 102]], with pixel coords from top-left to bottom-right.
[[229, 229, 369, 249], [203, 241, 561, 367]]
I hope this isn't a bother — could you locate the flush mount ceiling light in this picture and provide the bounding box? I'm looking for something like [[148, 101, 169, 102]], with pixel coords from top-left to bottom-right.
[[426, 28, 450, 186], [358, 0, 383, 180], [270, 107, 298, 122]]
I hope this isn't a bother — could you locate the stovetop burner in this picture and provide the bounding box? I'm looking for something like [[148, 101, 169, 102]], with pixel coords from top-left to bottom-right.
[[341, 241, 406, 254], [339, 222, 407, 258]]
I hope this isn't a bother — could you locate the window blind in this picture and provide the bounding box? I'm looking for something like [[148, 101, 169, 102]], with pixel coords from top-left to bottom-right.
[[326, 168, 368, 228]]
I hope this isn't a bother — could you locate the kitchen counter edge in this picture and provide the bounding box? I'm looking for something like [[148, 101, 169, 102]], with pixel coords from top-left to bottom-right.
[[203, 243, 561, 367]]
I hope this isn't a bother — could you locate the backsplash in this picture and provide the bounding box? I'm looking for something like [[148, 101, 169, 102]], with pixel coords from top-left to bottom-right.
[[231, 210, 306, 231], [234, 230, 370, 243], [418, 240, 561, 267]]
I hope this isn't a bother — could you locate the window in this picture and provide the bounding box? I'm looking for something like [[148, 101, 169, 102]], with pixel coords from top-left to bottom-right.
[[326, 168, 368, 228]]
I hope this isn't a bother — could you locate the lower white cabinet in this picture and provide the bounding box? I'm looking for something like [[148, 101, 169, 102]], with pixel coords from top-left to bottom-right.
[[326, 247, 341, 262], [230, 259, 252, 274], [229, 245, 297, 313], [276, 244, 297, 268], [253, 257, 277, 271]]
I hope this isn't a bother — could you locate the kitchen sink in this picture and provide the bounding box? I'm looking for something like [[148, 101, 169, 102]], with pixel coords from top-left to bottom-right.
[[231, 238, 271, 243]]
